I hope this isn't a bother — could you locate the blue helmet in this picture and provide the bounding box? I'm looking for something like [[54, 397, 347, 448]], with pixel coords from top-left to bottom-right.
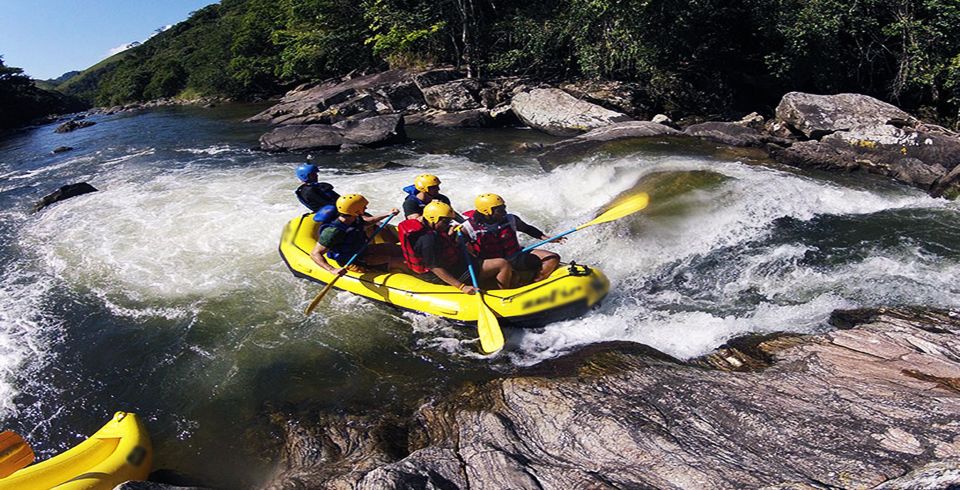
[[296, 163, 318, 183], [313, 205, 338, 224]]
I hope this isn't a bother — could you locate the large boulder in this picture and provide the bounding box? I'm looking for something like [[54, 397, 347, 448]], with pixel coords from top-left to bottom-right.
[[511, 88, 633, 136], [420, 79, 482, 111], [335, 114, 406, 147], [537, 121, 681, 170], [33, 182, 98, 212], [259, 125, 344, 152], [258, 115, 406, 152], [262, 307, 960, 489], [776, 92, 916, 139]]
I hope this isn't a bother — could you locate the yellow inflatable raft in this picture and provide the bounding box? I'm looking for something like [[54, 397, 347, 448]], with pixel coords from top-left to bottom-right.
[[0, 412, 152, 490], [280, 214, 610, 327]]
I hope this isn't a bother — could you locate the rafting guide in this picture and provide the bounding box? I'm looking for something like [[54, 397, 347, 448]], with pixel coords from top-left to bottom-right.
[[294, 156, 340, 212]]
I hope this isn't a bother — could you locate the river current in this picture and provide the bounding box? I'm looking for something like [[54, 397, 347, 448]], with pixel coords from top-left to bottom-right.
[[1, 105, 958, 486]]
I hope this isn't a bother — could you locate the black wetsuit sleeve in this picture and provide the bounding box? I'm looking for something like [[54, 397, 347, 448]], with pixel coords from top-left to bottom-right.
[[413, 233, 439, 268], [514, 216, 545, 239], [402, 196, 421, 217]]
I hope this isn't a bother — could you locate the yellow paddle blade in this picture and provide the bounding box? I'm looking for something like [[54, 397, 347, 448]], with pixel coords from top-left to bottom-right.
[[304, 278, 339, 316], [577, 192, 650, 230], [0, 431, 34, 478], [476, 295, 504, 354]]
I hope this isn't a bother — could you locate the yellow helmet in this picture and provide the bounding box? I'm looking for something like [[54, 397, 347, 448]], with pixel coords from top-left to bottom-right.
[[336, 194, 368, 216], [422, 201, 455, 225], [475, 193, 506, 216], [414, 174, 441, 193]]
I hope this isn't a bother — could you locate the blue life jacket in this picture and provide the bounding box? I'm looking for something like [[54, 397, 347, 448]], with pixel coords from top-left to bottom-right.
[[319, 219, 367, 265], [402, 184, 427, 206]]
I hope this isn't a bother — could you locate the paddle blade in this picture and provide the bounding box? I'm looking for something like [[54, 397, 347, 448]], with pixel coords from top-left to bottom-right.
[[578, 192, 650, 230], [304, 278, 338, 316], [0, 431, 34, 478], [476, 295, 504, 354]]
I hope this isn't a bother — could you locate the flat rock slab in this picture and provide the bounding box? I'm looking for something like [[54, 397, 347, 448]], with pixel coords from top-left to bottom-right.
[[511, 88, 633, 136], [263, 307, 960, 489]]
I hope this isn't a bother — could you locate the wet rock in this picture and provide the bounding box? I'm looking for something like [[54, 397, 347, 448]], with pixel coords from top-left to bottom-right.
[[335, 114, 406, 147], [775, 92, 916, 140], [421, 79, 482, 111], [537, 121, 681, 170], [411, 109, 492, 128], [262, 307, 960, 489], [54, 119, 96, 133], [772, 123, 960, 194], [263, 413, 409, 490], [684, 121, 792, 147], [511, 88, 633, 136], [259, 114, 406, 152], [33, 182, 98, 212], [51, 146, 73, 154], [259, 125, 344, 152]]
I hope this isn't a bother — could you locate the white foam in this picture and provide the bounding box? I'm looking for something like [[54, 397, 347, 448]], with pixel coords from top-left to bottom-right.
[[0, 264, 61, 418]]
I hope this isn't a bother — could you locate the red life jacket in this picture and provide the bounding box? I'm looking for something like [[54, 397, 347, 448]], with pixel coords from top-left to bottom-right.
[[462, 210, 521, 259], [397, 218, 460, 274]]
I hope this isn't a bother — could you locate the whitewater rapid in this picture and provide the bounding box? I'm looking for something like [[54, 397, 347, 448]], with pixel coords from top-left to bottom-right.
[[1, 117, 958, 438]]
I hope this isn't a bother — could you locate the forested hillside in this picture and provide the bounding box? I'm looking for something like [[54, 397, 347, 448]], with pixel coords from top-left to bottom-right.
[[54, 0, 960, 124], [0, 57, 86, 130]]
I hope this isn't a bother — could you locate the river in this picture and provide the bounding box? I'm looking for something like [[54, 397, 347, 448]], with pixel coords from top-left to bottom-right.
[[0, 105, 957, 487]]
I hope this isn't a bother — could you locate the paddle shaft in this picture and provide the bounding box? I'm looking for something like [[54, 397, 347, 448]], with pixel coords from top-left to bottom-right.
[[459, 232, 504, 354], [304, 212, 397, 315]]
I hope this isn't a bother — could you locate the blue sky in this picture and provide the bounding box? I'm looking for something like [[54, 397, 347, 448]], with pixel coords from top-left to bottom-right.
[[0, 1, 217, 80]]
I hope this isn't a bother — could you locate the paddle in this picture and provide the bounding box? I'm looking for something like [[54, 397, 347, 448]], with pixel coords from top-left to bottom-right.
[[0, 431, 34, 478], [304, 212, 399, 316], [515, 192, 650, 255], [459, 233, 504, 354]]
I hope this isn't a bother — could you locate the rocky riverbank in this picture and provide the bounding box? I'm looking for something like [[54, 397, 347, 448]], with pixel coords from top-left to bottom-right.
[[247, 68, 960, 200], [259, 307, 960, 489]]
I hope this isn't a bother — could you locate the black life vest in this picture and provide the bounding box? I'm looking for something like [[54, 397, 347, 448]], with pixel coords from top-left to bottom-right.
[[319, 219, 367, 265], [462, 210, 521, 259], [397, 218, 459, 274], [296, 182, 340, 212]]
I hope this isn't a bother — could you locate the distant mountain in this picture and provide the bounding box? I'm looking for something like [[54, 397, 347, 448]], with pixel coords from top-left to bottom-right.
[[48, 70, 81, 85]]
